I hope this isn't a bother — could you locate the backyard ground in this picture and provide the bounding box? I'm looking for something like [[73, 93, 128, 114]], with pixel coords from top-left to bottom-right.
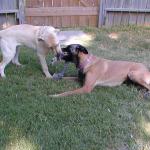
[[0, 26, 150, 150]]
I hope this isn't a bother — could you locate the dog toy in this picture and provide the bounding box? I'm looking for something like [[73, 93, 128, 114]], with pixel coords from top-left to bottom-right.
[[52, 63, 68, 80], [50, 56, 68, 80]]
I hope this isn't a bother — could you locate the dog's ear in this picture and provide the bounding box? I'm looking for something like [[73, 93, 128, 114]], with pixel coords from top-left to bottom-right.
[[77, 45, 88, 54]]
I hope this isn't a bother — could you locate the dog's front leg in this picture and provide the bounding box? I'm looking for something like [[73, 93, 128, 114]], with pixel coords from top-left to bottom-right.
[[63, 77, 78, 81], [50, 85, 93, 97], [37, 53, 52, 78], [50, 72, 96, 97]]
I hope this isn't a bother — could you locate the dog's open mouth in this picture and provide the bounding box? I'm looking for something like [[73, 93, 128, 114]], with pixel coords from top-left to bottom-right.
[[51, 52, 69, 64], [56, 53, 64, 61], [50, 52, 69, 80], [50, 52, 68, 65], [57, 52, 69, 60]]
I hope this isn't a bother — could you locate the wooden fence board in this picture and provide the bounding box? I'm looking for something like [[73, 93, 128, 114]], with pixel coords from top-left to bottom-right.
[[121, 0, 130, 25], [98, 0, 104, 26], [0, 14, 5, 29], [136, 0, 147, 25], [105, 0, 113, 27], [18, 0, 25, 24], [89, 0, 99, 27], [108, 0, 116, 27], [46, 0, 53, 26], [53, 0, 62, 27], [113, 0, 124, 25], [70, 0, 79, 27], [61, 0, 71, 27], [79, 0, 88, 27], [144, 0, 150, 26], [0, 0, 19, 29]]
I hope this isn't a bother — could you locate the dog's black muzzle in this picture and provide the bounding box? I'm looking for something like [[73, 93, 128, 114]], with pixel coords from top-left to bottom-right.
[[51, 52, 69, 80], [50, 53, 65, 65], [56, 53, 65, 61]]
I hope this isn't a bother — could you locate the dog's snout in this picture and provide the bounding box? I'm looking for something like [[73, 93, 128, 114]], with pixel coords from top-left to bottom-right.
[[56, 53, 64, 60]]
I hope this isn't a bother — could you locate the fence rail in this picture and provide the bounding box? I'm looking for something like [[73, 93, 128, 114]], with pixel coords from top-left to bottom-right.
[[105, 8, 150, 13], [25, 7, 98, 17]]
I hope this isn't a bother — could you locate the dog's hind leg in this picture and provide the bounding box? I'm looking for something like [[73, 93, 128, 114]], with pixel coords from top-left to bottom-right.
[[12, 46, 22, 66], [0, 40, 16, 77], [128, 71, 150, 91]]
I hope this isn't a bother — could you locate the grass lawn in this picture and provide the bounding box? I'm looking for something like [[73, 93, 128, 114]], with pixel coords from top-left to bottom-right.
[[0, 26, 150, 150]]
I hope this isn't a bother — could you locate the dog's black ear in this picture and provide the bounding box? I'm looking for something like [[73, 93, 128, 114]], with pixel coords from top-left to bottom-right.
[[77, 45, 88, 54]]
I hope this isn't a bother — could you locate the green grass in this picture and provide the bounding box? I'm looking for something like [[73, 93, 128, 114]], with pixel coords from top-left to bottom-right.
[[1, 26, 150, 150]]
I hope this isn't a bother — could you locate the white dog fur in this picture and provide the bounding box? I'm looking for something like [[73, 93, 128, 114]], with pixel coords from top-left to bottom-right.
[[0, 24, 62, 78]]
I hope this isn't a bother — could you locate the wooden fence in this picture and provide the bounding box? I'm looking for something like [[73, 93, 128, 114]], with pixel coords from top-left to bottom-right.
[[0, 0, 24, 29], [1, 0, 150, 28], [25, 0, 99, 27], [99, 0, 150, 27]]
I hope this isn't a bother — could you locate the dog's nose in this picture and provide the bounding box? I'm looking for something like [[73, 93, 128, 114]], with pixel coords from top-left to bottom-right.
[[56, 53, 64, 60]]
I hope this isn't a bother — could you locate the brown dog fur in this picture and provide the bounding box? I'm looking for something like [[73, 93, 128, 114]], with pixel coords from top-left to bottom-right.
[[51, 51, 150, 97]]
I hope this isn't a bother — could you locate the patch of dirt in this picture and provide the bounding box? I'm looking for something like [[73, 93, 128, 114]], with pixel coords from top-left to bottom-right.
[[58, 30, 94, 46]]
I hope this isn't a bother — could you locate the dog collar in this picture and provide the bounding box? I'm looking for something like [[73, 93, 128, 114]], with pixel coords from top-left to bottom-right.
[[79, 54, 93, 71]]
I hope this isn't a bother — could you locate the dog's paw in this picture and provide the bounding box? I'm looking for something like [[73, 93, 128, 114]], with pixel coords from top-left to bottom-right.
[[17, 64, 25, 68], [12, 61, 24, 67], [144, 91, 150, 100], [45, 74, 53, 79], [0, 73, 6, 78], [0, 75, 6, 79], [49, 94, 60, 98], [53, 73, 64, 80]]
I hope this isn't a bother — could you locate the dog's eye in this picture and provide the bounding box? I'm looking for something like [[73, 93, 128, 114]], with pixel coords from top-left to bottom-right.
[[76, 46, 80, 49], [71, 48, 75, 53], [63, 52, 68, 55]]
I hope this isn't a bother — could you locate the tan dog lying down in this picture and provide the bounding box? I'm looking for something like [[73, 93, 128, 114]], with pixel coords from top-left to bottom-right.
[[51, 44, 150, 97], [0, 24, 62, 78]]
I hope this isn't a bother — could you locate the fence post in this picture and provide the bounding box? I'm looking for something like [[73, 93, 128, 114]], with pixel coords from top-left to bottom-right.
[[98, 0, 105, 27], [18, 0, 25, 24]]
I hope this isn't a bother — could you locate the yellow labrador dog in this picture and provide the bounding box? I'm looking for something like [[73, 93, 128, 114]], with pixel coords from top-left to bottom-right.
[[0, 24, 62, 78], [51, 44, 150, 97]]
